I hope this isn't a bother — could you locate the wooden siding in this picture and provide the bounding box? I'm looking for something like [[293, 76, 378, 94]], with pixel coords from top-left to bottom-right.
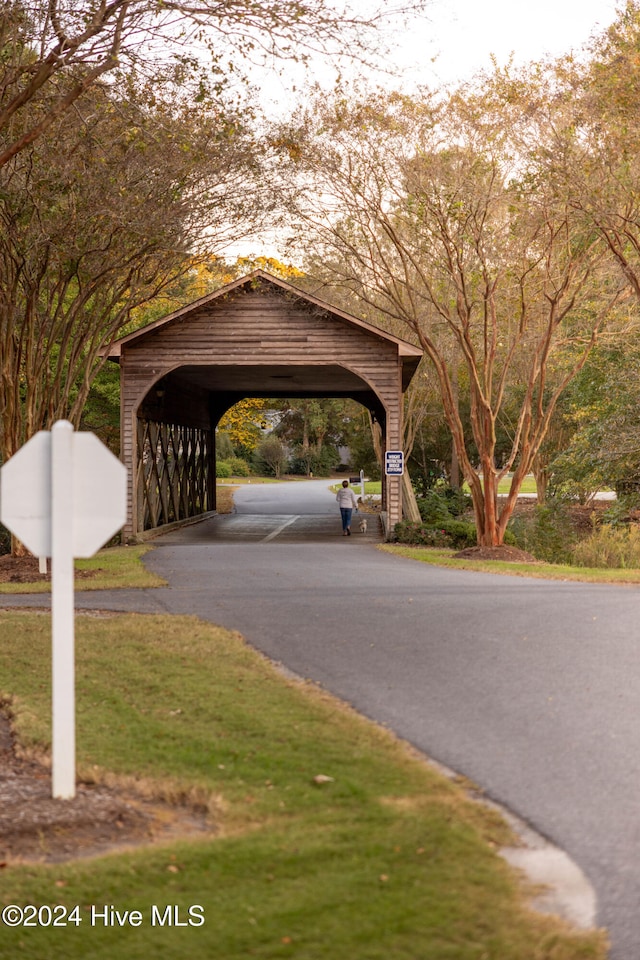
[[138, 379, 211, 430], [119, 283, 411, 538]]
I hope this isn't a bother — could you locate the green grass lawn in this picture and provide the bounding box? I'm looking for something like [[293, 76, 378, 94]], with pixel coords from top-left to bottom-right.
[[0, 612, 606, 960], [499, 475, 537, 495], [0, 545, 165, 594], [330, 481, 382, 495], [459, 475, 538, 496], [332, 477, 535, 497], [217, 476, 282, 484], [217, 475, 314, 485], [380, 544, 640, 583]]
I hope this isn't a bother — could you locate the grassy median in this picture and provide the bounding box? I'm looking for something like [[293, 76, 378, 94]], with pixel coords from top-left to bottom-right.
[[380, 544, 640, 584], [0, 545, 165, 594], [0, 611, 607, 959]]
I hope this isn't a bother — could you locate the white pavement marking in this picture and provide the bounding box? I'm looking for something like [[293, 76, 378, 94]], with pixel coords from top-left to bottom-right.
[[261, 516, 300, 542]]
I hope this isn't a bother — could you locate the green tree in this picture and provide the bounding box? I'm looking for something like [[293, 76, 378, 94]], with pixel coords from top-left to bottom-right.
[[255, 435, 286, 478], [341, 405, 380, 479], [474, 5, 640, 504], [284, 86, 628, 545], [563, 1, 640, 302], [217, 399, 270, 457], [546, 346, 640, 500], [0, 0, 424, 168], [275, 398, 349, 474], [0, 76, 263, 465], [79, 362, 120, 454]]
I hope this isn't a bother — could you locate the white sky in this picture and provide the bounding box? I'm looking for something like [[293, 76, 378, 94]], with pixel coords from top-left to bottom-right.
[[405, 0, 620, 85], [257, 0, 621, 110], [234, 0, 623, 258]]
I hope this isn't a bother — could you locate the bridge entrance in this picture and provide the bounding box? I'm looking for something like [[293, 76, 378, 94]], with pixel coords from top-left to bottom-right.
[[106, 271, 422, 541]]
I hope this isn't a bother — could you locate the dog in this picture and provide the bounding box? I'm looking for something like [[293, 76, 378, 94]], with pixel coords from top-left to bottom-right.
[[359, 517, 368, 534]]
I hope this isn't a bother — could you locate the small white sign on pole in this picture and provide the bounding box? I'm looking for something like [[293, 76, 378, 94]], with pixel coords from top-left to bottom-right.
[[0, 421, 127, 799]]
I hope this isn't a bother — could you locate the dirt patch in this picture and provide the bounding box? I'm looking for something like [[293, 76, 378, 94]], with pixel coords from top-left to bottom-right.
[[214, 484, 237, 515], [0, 555, 99, 585], [0, 712, 214, 864], [453, 544, 538, 563]]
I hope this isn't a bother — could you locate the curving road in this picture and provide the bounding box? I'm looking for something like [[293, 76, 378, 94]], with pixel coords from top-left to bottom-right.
[[3, 479, 640, 957]]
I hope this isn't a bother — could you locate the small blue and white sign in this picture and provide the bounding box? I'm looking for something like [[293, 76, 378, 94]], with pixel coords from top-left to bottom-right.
[[385, 450, 404, 476]]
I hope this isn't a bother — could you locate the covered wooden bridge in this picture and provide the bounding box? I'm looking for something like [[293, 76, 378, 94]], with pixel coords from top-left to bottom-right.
[[106, 271, 422, 542]]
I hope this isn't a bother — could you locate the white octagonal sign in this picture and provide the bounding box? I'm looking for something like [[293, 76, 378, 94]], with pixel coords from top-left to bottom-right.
[[69, 432, 127, 557], [0, 431, 51, 557], [1, 426, 126, 558]]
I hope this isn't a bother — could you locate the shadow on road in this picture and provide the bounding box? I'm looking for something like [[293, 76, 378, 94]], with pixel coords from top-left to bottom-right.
[[153, 513, 384, 545]]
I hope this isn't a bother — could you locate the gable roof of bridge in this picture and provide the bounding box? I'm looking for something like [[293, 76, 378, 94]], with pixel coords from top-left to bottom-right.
[[107, 269, 423, 367]]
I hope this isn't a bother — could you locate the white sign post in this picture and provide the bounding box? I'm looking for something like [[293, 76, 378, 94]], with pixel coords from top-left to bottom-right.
[[0, 421, 127, 799], [52, 421, 75, 801]]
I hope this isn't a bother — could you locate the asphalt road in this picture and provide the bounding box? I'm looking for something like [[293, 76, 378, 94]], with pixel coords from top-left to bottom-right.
[[3, 479, 639, 957], [231, 477, 345, 514]]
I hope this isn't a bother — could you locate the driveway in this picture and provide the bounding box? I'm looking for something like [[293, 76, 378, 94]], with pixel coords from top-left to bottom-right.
[[2, 479, 639, 957]]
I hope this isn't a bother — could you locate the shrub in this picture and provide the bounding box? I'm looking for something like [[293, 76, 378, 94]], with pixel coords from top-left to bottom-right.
[[227, 457, 251, 477], [395, 521, 453, 547], [0, 523, 10, 556], [416, 493, 451, 525], [545, 438, 608, 504], [216, 460, 232, 478], [572, 524, 640, 569], [601, 495, 640, 527], [397, 484, 478, 549], [508, 501, 576, 564], [614, 477, 640, 498], [441, 486, 473, 517], [440, 519, 478, 548], [288, 445, 340, 477], [416, 486, 472, 524], [395, 518, 477, 549], [255, 436, 287, 478], [410, 462, 446, 497], [216, 430, 235, 460], [310, 446, 340, 477], [502, 527, 518, 547]]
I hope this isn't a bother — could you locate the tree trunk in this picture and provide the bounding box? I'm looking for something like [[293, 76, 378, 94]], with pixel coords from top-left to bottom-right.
[[302, 407, 311, 476], [478, 465, 501, 546], [402, 471, 421, 522], [450, 442, 460, 490], [449, 365, 460, 489], [532, 457, 548, 505]]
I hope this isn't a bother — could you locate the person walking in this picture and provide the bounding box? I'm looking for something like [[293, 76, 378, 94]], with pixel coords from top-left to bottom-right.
[[336, 479, 359, 536]]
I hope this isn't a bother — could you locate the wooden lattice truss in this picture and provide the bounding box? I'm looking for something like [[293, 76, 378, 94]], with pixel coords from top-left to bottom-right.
[[136, 419, 213, 531]]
